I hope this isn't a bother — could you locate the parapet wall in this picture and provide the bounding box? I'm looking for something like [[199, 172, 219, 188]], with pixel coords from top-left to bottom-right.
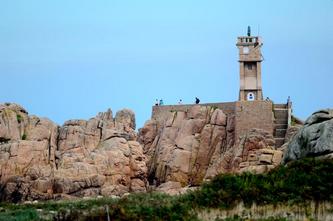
[[151, 101, 275, 141], [152, 102, 236, 123]]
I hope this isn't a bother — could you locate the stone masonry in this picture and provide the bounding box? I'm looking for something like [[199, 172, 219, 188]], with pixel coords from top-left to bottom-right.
[[152, 100, 281, 146]]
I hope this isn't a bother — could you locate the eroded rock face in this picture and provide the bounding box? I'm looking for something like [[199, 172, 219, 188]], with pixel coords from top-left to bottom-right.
[[139, 106, 239, 187], [283, 109, 333, 164], [205, 128, 282, 177], [138, 106, 285, 188], [0, 104, 58, 202], [0, 103, 147, 202]]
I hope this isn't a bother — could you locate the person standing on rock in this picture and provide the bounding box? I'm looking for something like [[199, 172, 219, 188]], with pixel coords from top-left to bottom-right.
[[159, 99, 164, 106], [195, 97, 200, 104], [178, 99, 183, 105], [155, 99, 159, 106]]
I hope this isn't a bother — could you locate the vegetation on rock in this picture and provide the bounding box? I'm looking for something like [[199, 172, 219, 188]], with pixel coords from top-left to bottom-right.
[[16, 114, 23, 123]]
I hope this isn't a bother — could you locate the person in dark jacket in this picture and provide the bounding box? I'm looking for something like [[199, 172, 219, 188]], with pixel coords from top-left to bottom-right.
[[195, 97, 200, 104]]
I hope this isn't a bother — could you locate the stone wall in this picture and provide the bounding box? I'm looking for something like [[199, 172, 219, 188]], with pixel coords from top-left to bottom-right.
[[234, 101, 274, 141], [151, 102, 236, 124], [151, 101, 275, 141]]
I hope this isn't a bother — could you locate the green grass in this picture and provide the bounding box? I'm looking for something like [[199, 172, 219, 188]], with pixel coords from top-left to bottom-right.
[[184, 158, 333, 209], [0, 208, 39, 221], [0, 158, 332, 220]]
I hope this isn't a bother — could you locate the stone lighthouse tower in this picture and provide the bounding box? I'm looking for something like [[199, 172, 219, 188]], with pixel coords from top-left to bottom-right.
[[237, 26, 263, 101]]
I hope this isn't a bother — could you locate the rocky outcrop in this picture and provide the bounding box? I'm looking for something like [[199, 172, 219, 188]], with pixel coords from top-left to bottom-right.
[[155, 181, 197, 196], [283, 109, 333, 164], [0, 102, 290, 201], [205, 129, 283, 177], [138, 106, 282, 188], [0, 103, 147, 202], [139, 106, 232, 187], [283, 125, 302, 145], [0, 103, 57, 202], [54, 109, 146, 198]]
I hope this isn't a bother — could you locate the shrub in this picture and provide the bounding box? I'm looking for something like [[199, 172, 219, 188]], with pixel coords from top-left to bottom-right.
[[16, 114, 23, 123], [186, 158, 333, 209]]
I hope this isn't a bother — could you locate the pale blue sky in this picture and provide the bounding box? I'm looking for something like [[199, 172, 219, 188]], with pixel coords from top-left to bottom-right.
[[1, 0, 332, 128]]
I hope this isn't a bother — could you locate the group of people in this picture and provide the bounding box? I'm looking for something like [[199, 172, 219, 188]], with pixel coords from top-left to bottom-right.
[[155, 99, 164, 106], [155, 96, 291, 106], [154, 97, 200, 106]]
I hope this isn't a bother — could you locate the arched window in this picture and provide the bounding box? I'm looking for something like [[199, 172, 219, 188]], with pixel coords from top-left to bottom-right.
[[247, 92, 255, 101]]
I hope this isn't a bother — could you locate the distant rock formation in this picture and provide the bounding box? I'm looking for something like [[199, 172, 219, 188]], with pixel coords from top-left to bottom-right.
[[0, 103, 147, 202], [283, 109, 333, 164]]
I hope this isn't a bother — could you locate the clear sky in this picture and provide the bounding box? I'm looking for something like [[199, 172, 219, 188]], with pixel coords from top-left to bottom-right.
[[1, 0, 332, 129]]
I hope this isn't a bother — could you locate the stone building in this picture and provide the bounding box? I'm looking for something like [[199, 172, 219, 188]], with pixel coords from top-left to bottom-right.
[[151, 28, 291, 148], [237, 27, 263, 101]]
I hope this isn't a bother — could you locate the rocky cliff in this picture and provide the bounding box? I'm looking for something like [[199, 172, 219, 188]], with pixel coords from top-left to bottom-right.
[[138, 105, 283, 190], [0, 103, 147, 202], [2, 102, 315, 202]]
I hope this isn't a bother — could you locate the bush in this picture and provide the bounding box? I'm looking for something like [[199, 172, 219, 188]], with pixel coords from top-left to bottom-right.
[[186, 158, 333, 209]]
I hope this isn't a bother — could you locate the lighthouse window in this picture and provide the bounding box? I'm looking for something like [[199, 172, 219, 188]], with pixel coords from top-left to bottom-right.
[[247, 92, 255, 101], [247, 64, 252, 70]]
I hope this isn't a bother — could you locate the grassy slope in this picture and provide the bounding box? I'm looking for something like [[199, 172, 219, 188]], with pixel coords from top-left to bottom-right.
[[0, 158, 332, 221]]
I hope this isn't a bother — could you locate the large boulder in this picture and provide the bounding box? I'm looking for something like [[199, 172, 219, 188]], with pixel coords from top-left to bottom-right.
[[283, 109, 333, 164]]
